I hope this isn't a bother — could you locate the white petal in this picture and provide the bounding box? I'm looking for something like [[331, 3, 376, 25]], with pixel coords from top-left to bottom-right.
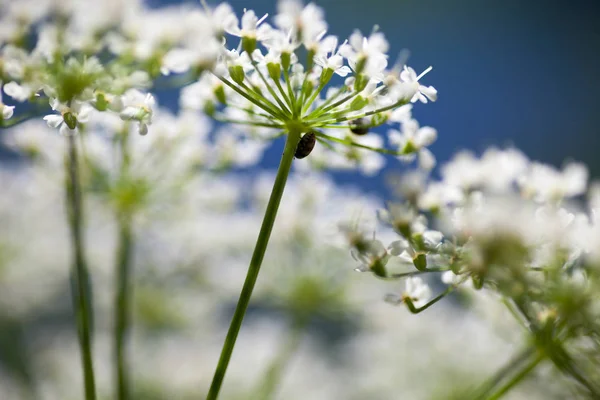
[[416, 126, 437, 147], [400, 66, 417, 82], [420, 85, 438, 102], [43, 114, 64, 128], [3, 81, 30, 102], [335, 66, 352, 77], [1, 105, 14, 119], [418, 148, 436, 171]]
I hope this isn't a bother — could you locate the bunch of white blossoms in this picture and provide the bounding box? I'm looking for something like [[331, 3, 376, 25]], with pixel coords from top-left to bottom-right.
[[2, 0, 438, 174], [345, 147, 600, 395], [179, 0, 438, 175], [0, 0, 225, 135]]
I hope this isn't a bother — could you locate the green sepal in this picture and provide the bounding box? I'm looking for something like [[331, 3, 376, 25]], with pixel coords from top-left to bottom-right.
[[229, 65, 245, 85], [267, 62, 281, 82], [242, 37, 257, 54], [214, 85, 226, 104], [413, 253, 427, 271], [64, 112, 78, 130]]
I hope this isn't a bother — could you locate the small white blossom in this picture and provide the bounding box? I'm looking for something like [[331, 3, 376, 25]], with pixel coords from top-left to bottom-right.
[[389, 119, 438, 170], [400, 66, 438, 103], [119, 90, 155, 135], [0, 82, 15, 120], [404, 277, 432, 308]]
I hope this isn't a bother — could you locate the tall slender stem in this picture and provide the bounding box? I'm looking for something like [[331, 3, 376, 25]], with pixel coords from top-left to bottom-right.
[[206, 128, 302, 400], [114, 128, 134, 400], [114, 215, 133, 400], [487, 352, 544, 400], [65, 134, 97, 400]]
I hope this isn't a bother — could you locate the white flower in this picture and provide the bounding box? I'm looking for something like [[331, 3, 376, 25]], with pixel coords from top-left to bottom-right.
[[441, 271, 461, 285], [519, 162, 588, 203], [226, 9, 269, 40], [404, 277, 431, 308], [208, 3, 239, 35], [388, 119, 438, 170], [0, 82, 15, 120], [275, 1, 327, 50], [43, 100, 92, 136], [417, 182, 464, 211], [3, 81, 34, 102], [400, 66, 437, 103], [314, 36, 352, 77], [119, 90, 155, 135], [339, 30, 389, 79], [441, 148, 529, 194]]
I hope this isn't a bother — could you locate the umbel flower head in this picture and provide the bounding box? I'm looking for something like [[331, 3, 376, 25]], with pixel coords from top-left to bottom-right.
[[181, 0, 438, 174]]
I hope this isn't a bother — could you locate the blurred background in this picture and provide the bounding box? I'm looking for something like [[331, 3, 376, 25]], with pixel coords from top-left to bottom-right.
[[1, 0, 600, 399]]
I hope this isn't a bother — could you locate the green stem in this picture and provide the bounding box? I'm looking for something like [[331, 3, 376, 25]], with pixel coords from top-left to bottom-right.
[[487, 352, 544, 400], [65, 134, 97, 400], [218, 77, 284, 120], [315, 132, 403, 156], [114, 128, 134, 400], [249, 54, 291, 115], [404, 286, 454, 314], [254, 317, 306, 400], [282, 69, 297, 117], [385, 267, 449, 280], [472, 346, 536, 400], [114, 215, 133, 400], [206, 128, 302, 400]]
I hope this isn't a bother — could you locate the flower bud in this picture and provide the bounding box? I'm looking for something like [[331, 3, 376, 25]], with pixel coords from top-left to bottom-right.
[[242, 36, 257, 55], [281, 52, 291, 71], [354, 74, 368, 92], [349, 96, 368, 111], [229, 65, 245, 85], [413, 253, 427, 271], [63, 112, 78, 130], [214, 85, 226, 104], [267, 62, 281, 82], [95, 93, 109, 111]]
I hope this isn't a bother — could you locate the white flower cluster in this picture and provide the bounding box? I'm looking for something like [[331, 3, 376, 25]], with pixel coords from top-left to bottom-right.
[[2, 0, 438, 174], [0, 0, 226, 135], [179, 0, 438, 175], [348, 147, 600, 306]]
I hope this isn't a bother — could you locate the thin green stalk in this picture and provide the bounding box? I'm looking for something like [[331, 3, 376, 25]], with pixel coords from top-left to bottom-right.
[[404, 286, 454, 314], [206, 127, 302, 400], [307, 98, 408, 126], [282, 69, 297, 117], [254, 317, 306, 400], [218, 77, 284, 120], [315, 132, 403, 156], [113, 127, 134, 400], [249, 54, 291, 115], [472, 346, 536, 400], [307, 91, 358, 120], [386, 267, 449, 280], [274, 79, 293, 110], [114, 215, 133, 400], [487, 352, 544, 400], [301, 82, 326, 116], [65, 134, 97, 400]]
